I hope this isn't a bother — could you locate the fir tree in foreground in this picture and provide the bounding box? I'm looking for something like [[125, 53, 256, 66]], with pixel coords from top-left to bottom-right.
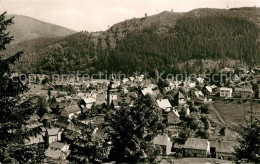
[[68, 92, 165, 163], [0, 11, 43, 163], [234, 110, 260, 163], [67, 122, 110, 163], [108, 93, 165, 163]]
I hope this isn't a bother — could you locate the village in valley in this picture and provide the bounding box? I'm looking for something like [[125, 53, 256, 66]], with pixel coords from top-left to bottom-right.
[[16, 65, 260, 163], [1, 1, 260, 162]]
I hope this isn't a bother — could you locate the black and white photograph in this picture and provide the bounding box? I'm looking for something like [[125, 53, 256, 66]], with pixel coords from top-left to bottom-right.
[[0, 0, 260, 163]]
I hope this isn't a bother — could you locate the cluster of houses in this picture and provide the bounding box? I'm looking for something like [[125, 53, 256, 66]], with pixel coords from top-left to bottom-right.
[[20, 66, 260, 162], [153, 135, 235, 160]]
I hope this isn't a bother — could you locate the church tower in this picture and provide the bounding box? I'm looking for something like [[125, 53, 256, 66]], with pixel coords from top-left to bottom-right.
[[107, 77, 114, 110]]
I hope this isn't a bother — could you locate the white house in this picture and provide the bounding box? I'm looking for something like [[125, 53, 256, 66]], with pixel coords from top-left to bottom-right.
[[220, 87, 233, 98], [156, 99, 172, 112], [153, 135, 173, 155], [46, 128, 62, 145]]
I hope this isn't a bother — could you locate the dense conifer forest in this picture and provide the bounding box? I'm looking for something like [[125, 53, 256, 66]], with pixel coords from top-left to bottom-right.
[[7, 7, 260, 76]]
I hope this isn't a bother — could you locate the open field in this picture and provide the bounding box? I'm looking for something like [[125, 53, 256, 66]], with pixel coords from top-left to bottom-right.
[[211, 100, 260, 130]]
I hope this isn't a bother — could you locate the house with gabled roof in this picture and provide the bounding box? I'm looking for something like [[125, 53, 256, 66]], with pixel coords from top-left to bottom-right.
[[167, 109, 180, 125], [25, 113, 44, 130], [24, 134, 45, 145], [175, 91, 186, 106], [215, 141, 236, 160], [202, 86, 213, 95], [153, 134, 172, 155], [77, 97, 96, 112], [184, 138, 210, 158], [156, 99, 172, 112], [220, 87, 232, 98], [82, 97, 96, 105], [62, 105, 81, 119], [234, 86, 254, 98], [49, 142, 70, 153], [46, 128, 62, 145], [44, 142, 70, 163]]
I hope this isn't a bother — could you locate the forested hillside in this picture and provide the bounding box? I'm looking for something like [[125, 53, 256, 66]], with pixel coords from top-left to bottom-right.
[[9, 7, 260, 76]]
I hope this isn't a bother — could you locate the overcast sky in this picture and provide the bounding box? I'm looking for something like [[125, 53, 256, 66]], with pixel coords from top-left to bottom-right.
[[1, 0, 259, 32]]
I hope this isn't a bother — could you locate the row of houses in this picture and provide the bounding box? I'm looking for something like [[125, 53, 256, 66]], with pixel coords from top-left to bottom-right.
[[200, 84, 255, 99], [154, 136, 236, 160], [219, 86, 254, 98]]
